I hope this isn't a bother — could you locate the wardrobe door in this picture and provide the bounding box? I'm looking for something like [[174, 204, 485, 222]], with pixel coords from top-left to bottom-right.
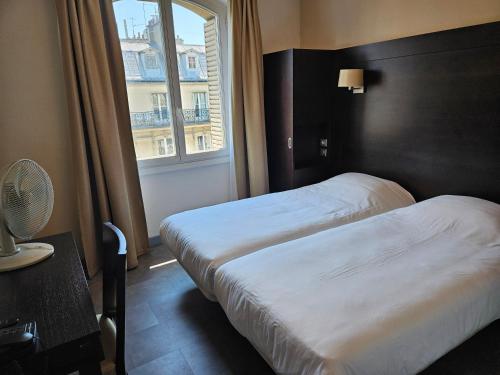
[[264, 50, 294, 192], [292, 50, 334, 187]]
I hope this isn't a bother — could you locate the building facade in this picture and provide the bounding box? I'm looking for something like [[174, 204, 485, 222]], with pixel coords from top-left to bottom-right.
[[121, 15, 223, 160]]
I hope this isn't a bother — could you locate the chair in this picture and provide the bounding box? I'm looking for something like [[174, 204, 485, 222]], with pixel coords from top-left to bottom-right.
[[97, 222, 127, 375]]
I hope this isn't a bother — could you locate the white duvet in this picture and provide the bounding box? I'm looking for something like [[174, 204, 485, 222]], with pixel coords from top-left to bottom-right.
[[160, 173, 415, 300], [214, 195, 500, 375]]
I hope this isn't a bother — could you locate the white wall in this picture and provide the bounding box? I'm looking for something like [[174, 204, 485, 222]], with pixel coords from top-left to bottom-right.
[[0, 0, 77, 238], [139, 161, 231, 238], [258, 0, 301, 53], [300, 0, 500, 50]]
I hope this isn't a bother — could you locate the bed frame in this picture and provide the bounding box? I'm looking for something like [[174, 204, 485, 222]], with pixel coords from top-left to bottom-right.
[[329, 21, 500, 203]]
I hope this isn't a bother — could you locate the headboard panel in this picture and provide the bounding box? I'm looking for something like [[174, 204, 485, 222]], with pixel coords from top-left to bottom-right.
[[331, 22, 500, 203]]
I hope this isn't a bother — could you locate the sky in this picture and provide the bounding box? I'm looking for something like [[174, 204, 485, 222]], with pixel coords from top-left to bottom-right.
[[113, 0, 206, 45]]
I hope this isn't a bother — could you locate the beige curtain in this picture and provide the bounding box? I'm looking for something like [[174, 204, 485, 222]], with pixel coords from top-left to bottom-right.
[[55, 0, 148, 277], [229, 0, 269, 199]]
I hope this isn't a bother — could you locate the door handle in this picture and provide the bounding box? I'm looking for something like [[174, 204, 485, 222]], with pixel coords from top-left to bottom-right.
[[287, 137, 292, 149]]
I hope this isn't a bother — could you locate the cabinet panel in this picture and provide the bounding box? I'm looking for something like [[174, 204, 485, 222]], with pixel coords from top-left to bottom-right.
[[264, 49, 334, 192], [264, 50, 294, 192]]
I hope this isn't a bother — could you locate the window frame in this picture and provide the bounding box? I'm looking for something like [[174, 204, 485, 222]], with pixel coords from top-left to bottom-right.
[[193, 91, 208, 110], [151, 92, 169, 120], [144, 52, 159, 69], [155, 137, 167, 156], [187, 55, 197, 69], [136, 0, 229, 171]]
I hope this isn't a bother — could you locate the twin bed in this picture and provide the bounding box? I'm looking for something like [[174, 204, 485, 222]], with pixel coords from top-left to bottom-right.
[[160, 173, 500, 374], [161, 173, 415, 300]]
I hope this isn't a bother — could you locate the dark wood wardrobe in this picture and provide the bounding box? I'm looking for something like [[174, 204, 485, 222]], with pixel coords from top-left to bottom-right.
[[263, 49, 335, 193], [263, 22, 500, 202]]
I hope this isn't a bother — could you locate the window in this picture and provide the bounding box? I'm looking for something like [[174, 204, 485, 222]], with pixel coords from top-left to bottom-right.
[[123, 52, 140, 78], [154, 136, 175, 157], [193, 92, 207, 109], [196, 135, 205, 151], [188, 55, 196, 69], [193, 92, 208, 121], [144, 53, 159, 69], [166, 138, 174, 154], [156, 138, 166, 156], [113, 0, 227, 166], [152, 93, 168, 121]]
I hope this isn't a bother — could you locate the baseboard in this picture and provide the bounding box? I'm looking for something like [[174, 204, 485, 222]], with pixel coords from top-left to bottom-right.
[[148, 235, 161, 248]]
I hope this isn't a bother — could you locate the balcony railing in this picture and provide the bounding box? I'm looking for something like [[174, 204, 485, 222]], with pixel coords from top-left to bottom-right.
[[183, 108, 210, 124], [130, 109, 170, 128], [130, 108, 210, 129]]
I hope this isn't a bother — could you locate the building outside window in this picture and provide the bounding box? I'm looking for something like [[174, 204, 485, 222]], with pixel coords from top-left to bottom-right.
[[156, 138, 166, 156], [152, 93, 168, 121], [193, 92, 208, 119], [165, 138, 174, 155], [196, 135, 206, 151], [193, 92, 207, 109], [123, 51, 140, 77], [144, 53, 159, 69], [154, 136, 175, 156], [113, 0, 227, 162], [188, 55, 197, 69]]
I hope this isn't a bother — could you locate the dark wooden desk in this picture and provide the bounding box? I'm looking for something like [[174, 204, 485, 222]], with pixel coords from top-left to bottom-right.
[[0, 232, 103, 374]]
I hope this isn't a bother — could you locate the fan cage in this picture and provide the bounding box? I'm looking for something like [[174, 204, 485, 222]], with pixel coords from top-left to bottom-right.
[[1, 159, 54, 240]]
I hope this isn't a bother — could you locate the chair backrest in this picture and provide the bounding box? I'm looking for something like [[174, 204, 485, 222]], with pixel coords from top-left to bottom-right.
[[102, 222, 127, 375]]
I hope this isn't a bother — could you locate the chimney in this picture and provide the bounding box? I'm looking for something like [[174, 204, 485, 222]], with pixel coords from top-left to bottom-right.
[[175, 35, 184, 45], [123, 19, 129, 39]]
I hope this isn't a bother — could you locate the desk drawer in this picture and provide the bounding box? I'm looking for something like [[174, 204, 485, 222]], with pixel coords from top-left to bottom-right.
[[47, 334, 103, 374]]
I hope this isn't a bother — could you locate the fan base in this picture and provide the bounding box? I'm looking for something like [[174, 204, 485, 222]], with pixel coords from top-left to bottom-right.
[[0, 243, 54, 272]]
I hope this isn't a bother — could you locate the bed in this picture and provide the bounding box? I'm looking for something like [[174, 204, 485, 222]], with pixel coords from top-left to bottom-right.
[[214, 195, 500, 375], [160, 172, 415, 300]]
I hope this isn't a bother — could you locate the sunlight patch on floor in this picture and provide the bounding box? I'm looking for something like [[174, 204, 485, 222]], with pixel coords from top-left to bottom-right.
[[149, 259, 177, 270]]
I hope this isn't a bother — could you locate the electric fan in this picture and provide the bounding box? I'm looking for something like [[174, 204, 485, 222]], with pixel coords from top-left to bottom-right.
[[0, 159, 55, 272]]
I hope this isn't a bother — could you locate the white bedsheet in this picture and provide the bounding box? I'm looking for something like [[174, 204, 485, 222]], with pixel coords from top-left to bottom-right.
[[214, 195, 500, 375], [160, 173, 415, 300]]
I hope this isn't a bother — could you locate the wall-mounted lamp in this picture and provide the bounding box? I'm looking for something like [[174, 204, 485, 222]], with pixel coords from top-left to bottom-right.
[[338, 69, 364, 94]]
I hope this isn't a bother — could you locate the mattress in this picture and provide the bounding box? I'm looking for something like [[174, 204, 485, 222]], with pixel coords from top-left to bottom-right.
[[214, 195, 500, 375], [160, 173, 415, 300]]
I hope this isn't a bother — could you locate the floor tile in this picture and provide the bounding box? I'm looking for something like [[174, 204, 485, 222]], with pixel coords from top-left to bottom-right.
[[128, 350, 193, 375], [180, 338, 234, 375], [126, 323, 177, 369], [126, 302, 159, 335]]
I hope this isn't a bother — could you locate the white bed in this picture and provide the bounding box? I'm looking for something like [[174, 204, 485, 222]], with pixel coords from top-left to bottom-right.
[[160, 173, 415, 300], [214, 195, 500, 375]]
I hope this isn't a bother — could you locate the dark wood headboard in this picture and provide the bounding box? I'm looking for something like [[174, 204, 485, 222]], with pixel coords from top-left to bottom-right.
[[330, 22, 500, 203]]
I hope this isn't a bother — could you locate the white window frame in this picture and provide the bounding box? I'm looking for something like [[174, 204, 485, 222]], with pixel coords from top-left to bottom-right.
[[144, 52, 159, 69], [197, 134, 210, 151], [151, 92, 169, 121], [123, 51, 141, 78], [187, 55, 197, 69], [165, 137, 174, 154], [193, 91, 208, 110], [137, 0, 229, 171], [155, 137, 167, 156]]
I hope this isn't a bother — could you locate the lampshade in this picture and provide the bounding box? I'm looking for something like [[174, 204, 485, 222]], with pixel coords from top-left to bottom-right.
[[338, 69, 363, 88]]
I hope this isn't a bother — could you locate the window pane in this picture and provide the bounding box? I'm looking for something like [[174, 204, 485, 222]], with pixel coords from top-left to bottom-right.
[[172, 2, 225, 154], [113, 0, 177, 160]]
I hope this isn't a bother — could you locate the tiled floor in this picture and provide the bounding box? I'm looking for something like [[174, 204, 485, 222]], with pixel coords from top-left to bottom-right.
[[89, 246, 500, 375], [89, 246, 274, 375]]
